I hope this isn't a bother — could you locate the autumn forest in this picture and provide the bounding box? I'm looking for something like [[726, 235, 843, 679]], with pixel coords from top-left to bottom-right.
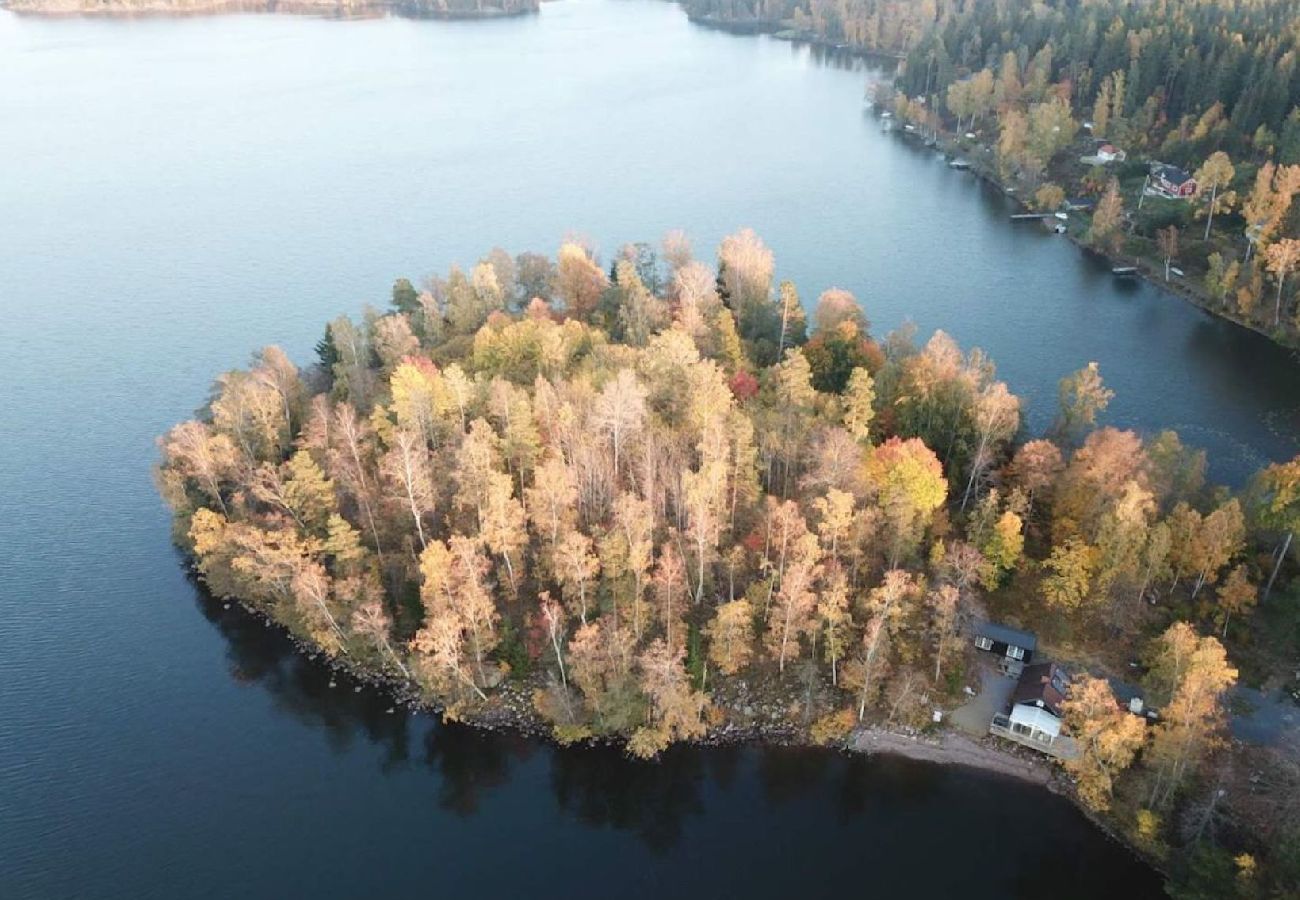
[[157, 231, 1300, 896]]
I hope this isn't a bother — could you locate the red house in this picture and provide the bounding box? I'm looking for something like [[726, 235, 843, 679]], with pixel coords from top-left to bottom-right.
[[1151, 163, 1197, 198]]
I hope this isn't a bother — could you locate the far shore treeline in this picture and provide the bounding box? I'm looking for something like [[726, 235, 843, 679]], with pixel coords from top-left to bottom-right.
[[686, 0, 1300, 346], [157, 231, 1300, 897]]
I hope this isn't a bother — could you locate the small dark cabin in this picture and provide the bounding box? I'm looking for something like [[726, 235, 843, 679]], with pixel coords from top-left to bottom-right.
[[973, 621, 1037, 673]]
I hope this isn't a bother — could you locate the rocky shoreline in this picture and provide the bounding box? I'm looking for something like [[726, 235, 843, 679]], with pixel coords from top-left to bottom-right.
[[218, 587, 1057, 776], [200, 558, 1167, 878]]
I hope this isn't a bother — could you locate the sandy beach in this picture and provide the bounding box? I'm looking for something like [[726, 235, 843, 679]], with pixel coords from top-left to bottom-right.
[[851, 727, 1055, 785]]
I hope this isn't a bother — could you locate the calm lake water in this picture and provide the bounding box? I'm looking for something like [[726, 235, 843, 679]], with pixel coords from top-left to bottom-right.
[[8, 0, 1296, 895]]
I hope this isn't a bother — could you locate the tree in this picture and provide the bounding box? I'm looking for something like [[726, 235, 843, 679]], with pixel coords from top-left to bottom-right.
[[555, 527, 599, 624], [1251, 454, 1300, 598], [1215, 565, 1256, 638], [863, 437, 948, 566], [210, 368, 288, 464], [372, 315, 419, 373], [1241, 163, 1300, 262], [251, 450, 336, 536], [853, 569, 917, 719], [682, 466, 724, 604], [1087, 179, 1125, 254], [593, 368, 647, 481], [1055, 362, 1113, 444], [480, 471, 527, 592], [673, 261, 719, 343], [1007, 439, 1064, 520], [1265, 238, 1300, 327], [323, 513, 365, 575], [526, 451, 577, 552], [1062, 675, 1147, 811], [1157, 226, 1179, 281], [1026, 98, 1078, 170], [351, 600, 409, 677], [291, 561, 348, 653], [1034, 183, 1065, 212], [927, 583, 960, 683], [1193, 152, 1236, 241], [515, 251, 556, 303], [960, 382, 1020, 511], [982, 510, 1024, 582], [158, 421, 238, 515], [1190, 499, 1245, 598], [718, 228, 776, 348], [842, 367, 876, 442], [328, 402, 385, 559], [765, 533, 821, 673], [1144, 624, 1237, 809], [566, 619, 640, 733], [997, 108, 1028, 179], [653, 542, 689, 651], [1042, 539, 1099, 612], [380, 426, 435, 549], [411, 607, 488, 703], [817, 565, 852, 686], [705, 599, 755, 676], [539, 591, 568, 688], [555, 242, 608, 318], [628, 638, 709, 759]]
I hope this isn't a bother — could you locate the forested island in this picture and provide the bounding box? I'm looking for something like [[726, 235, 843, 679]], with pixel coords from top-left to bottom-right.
[[685, 0, 1300, 347], [1, 0, 535, 17], [158, 231, 1300, 897]]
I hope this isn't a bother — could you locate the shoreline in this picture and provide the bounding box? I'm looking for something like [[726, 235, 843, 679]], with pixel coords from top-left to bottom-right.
[[852, 726, 1054, 785], [232, 587, 1167, 878], [685, 12, 904, 63], [0, 0, 539, 18], [214, 584, 1059, 766], [210, 584, 1148, 846], [887, 124, 1298, 351]]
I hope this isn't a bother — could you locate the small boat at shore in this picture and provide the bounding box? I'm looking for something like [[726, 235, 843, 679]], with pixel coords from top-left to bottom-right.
[[1111, 266, 1139, 279], [948, 158, 971, 170]]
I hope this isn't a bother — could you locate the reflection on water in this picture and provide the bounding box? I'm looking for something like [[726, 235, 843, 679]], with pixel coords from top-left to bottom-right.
[[190, 581, 1166, 900]]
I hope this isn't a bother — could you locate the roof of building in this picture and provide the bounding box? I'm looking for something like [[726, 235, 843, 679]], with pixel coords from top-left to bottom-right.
[[1153, 163, 1194, 185], [1008, 702, 1063, 738], [974, 620, 1037, 651], [1012, 662, 1070, 717]]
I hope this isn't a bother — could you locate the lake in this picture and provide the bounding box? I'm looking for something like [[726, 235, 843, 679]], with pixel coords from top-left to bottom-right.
[[6, 0, 1292, 895]]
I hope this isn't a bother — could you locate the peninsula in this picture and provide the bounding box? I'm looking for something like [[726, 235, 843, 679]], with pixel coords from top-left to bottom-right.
[[158, 232, 1300, 897]]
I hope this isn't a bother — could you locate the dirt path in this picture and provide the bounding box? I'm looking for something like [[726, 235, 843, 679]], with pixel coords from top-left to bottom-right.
[[851, 727, 1054, 785]]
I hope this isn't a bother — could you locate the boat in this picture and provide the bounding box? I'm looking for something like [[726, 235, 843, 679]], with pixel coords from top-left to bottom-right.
[[1054, 212, 1068, 220], [1111, 266, 1139, 279], [948, 158, 971, 170], [1170, 266, 1185, 277]]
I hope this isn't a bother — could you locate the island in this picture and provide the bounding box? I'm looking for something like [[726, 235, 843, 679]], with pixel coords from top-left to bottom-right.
[[157, 230, 1300, 897], [2, 0, 537, 17]]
